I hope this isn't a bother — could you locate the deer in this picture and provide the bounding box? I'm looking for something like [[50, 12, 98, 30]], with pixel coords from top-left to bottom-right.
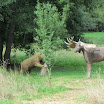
[[65, 37, 104, 78]]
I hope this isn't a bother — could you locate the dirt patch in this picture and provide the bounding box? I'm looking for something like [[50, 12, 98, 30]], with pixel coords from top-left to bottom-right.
[[22, 89, 86, 104], [22, 79, 100, 104], [22, 84, 86, 103]]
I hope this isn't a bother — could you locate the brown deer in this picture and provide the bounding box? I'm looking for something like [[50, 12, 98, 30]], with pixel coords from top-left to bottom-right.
[[65, 38, 104, 78]]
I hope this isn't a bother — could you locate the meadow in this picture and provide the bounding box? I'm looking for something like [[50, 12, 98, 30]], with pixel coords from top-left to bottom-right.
[[84, 32, 104, 45], [0, 32, 104, 104]]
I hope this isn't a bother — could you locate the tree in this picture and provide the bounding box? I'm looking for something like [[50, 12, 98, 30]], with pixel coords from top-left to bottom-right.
[[34, 1, 69, 41], [93, 0, 104, 31], [0, 0, 103, 67], [0, 0, 35, 66], [0, 0, 16, 63], [54, 0, 100, 39], [0, 35, 3, 63], [34, 1, 69, 85]]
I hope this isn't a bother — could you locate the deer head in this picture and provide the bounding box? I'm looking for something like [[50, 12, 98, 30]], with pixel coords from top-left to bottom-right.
[[64, 36, 77, 48], [74, 41, 96, 53]]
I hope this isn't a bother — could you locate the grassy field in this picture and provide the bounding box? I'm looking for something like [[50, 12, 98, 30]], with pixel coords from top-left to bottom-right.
[[83, 32, 104, 45], [0, 32, 104, 104]]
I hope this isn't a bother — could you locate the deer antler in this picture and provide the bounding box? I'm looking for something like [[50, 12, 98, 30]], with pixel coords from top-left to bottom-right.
[[64, 36, 77, 48]]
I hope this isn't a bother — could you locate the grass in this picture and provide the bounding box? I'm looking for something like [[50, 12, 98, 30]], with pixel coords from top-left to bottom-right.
[[0, 66, 70, 103], [86, 78, 104, 104], [1, 49, 104, 103], [83, 32, 104, 45], [11, 49, 29, 65], [0, 32, 104, 103]]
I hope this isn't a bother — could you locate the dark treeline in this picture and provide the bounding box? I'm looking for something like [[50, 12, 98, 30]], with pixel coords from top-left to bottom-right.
[[0, 0, 104, 66]]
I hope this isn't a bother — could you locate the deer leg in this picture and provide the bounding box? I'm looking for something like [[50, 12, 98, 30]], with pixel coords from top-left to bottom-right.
[[87, 63, 92, 78], [40, 67, 47, 76], [40, 63, 47, 76]]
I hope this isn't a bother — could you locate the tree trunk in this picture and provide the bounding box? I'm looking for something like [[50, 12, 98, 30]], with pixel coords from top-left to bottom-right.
[[4, 23, 15, 65], [0, 36, 3, 63]]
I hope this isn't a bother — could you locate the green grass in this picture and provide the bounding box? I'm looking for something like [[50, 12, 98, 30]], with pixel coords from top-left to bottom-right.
[[1, 49, 103, 103], [0, 32, 104, 103], [11, 49, 29, 64], [0, 66, 70, 103], [0, 100, 15, 104], [83, 32, 104, 45]]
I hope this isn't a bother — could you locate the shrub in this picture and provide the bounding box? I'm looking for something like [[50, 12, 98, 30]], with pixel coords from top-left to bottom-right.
[[34, 1, 69, 85]]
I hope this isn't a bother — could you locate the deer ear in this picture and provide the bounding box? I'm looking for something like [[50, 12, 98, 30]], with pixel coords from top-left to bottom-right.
[[84, 44, 96, 53]]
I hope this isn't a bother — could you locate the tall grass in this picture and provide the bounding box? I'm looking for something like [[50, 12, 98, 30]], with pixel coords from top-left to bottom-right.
[[86, 77, 104, 104], [0, 67, 38, 100], [0, 66, 69, 103], [55, 49, 85, 67]]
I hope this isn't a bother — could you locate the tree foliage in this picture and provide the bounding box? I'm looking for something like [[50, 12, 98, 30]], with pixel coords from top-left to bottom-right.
[[34, 1, 69, 42], [92, 0, 104, 31], [0, 0, 35, 65], [0, 0, 104, 67], [34, 1, 69, 64]]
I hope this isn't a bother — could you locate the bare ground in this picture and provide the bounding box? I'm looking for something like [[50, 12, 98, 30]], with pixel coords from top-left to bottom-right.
[[23, 90, 85, 104]]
